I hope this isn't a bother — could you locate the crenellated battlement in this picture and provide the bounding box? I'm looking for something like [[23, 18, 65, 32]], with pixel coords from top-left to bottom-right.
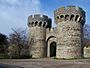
[[55, 5, 85, 15], [54, 6, 85, 25], [28, 14, 48, 19], [28, 14, 51, 28]]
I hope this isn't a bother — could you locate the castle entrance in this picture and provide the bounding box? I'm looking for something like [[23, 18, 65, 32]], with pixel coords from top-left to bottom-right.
[[50, 42, 56, 57], [46, 36, 56, 57]]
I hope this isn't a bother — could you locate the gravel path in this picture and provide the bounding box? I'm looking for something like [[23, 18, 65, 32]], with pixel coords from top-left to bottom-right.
[[0, 58, 90, 68]]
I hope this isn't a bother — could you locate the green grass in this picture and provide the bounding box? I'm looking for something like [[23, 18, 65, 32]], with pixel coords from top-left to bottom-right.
[[0, 53, 9, 59]]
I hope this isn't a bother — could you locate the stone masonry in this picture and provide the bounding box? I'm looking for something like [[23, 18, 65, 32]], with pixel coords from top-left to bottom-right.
[[54, 6, 85, 58], [28, 14, 51, 58], [28, 5, 85, 59]]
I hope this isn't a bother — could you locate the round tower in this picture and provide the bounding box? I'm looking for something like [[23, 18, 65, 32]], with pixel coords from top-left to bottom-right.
[[54, 6, 85, 59], [28, 14, 51, 58]]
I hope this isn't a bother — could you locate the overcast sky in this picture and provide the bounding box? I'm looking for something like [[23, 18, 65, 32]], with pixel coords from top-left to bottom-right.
[[0, 0, 90, 35]]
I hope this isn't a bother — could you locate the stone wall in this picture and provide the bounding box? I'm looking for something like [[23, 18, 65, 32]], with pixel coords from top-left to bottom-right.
[[46, 28, 57, 57], [29, 27, 46, 58]]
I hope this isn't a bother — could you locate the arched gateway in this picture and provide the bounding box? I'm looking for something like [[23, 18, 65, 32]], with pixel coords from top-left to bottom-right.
[[28, 6, 85, 59], [50, 41, 56, 57], [46, 36, 57, 57]]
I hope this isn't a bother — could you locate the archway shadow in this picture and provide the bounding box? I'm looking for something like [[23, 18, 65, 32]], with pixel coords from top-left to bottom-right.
[[50, 41, 56, 57]]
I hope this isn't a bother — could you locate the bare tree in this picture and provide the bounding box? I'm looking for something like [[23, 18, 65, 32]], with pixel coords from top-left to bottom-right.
[[83, 24, 90, 47], [8, 28, 29, 58]]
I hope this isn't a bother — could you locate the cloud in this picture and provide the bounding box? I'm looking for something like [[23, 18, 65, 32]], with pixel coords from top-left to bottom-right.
[[2, 0, 19, 4], [0, 0, 41, 34], [0, 0, 20, 7]]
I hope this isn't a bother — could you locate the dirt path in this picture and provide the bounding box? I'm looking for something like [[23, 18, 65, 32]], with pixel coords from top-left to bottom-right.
[[0, 58, 90, 68]]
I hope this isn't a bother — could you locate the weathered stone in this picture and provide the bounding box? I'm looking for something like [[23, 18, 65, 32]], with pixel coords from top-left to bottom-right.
[[28, 14, 51, 58], [84, 47, 90, 58], [28, 5, 85, 59], [54, 6, 85, 59]]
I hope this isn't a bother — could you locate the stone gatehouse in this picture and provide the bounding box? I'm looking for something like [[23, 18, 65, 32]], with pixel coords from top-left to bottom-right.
[[27, 5, 85, 59]]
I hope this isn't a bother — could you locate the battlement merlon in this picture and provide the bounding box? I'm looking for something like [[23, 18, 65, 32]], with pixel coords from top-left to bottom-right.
[[28, 14, 49, 21], [55, 6, 85, 15], [54, 6, 85, 18]]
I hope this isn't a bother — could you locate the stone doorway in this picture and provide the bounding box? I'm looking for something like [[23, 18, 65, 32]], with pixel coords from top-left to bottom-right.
[[50, 42, 56, 57], [46, 36, 56, 57]]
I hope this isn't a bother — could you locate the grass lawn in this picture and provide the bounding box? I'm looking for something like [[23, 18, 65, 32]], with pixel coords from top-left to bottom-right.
[[0, 53, 9, 59]]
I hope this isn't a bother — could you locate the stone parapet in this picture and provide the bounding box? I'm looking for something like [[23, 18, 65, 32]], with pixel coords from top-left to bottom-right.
[[54, 6, 85, 25], [28, 14, 52, 28]]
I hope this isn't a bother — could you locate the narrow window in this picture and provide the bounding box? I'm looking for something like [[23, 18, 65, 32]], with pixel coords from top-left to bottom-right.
[[60, 15, 64, 21], [39, 22, 42, 26], [75, 15, 79, 21], [35, 21, 38, 26], [78, 17, 82, 22], [32, 22, 34, 24], [65, 15, 69, 20], [43, 22, 46, 27], [32, 22, 34, 26], [57, 16, 59, 19], [60, 15, 64, 18]]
